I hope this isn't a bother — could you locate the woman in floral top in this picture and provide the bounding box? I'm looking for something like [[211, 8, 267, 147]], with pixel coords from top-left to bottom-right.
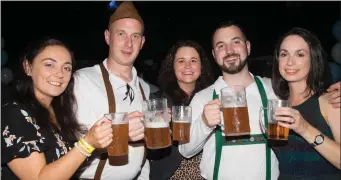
[[1, 37, 113, 180]]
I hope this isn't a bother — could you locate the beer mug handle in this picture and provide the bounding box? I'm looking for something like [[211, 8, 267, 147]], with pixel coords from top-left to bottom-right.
[[259, 106, 268, 136], [218, 105, 225, 130]]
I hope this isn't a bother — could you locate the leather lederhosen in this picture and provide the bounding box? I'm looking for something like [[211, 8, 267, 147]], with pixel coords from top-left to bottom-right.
[[92, 64, 147, 180]]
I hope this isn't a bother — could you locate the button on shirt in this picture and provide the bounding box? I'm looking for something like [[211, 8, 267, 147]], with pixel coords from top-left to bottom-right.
[[73, 59, 150, 180], [179, 74, 280, 180]]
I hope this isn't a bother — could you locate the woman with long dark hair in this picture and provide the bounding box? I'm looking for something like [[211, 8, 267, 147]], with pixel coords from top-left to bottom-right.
[[149, 40, 214, 180], [158, 40, 214, 106], [1, 37, 113, 180], [272, 28, 340, 179]]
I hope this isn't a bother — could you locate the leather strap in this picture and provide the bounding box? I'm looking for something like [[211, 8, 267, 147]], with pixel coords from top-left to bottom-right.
[[139, 83, 146, 101], [93, 63, 147, 180], [138, 83, 148, 168], [100, 63, 116, 113]]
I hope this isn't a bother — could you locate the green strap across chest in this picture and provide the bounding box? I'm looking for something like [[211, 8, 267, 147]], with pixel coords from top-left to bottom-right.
[[255, 76, 271, 180], [212, 76, 271, 180]]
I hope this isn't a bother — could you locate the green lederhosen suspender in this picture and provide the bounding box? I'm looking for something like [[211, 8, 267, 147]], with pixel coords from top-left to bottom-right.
[[212, 76, 270, 180]]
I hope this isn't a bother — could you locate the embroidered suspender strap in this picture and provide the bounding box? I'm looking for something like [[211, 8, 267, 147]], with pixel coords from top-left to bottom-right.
[[93, 64, 147, 180], [254, 76, 271, 180], [212, 90, 222, 180], [212, 76, 271, 180]]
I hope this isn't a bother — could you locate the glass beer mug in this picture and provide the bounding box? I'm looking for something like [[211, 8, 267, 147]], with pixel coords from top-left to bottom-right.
[[220, 86, 251, 136], [105, 112, 129, 166], [259, 99, 290, 140], [105, 112, 129, 156], [172, 106, 192, 144], [142, 98, 172, 149]]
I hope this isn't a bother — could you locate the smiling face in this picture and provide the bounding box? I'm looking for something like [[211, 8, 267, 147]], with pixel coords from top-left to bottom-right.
[[24, 45, 73, 103], [212, 25, 250, 74], [278, 35, 311, 83], [105, 18, 145, 67], [174, 46, 201, 85]]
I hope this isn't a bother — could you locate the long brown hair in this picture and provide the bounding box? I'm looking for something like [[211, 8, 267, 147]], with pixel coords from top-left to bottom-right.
[[158, 40, 214, 105], [272, 28, 332, 99], [13, 37, 84, 140]]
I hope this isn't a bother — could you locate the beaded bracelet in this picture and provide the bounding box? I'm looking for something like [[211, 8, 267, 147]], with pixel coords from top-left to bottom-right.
[[77, 142, 91, 155], [74, 142, 91, 157], [78, 138, 95, 154]]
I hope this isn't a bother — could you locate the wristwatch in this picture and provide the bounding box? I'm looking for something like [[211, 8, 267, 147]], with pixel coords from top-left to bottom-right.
[[310, 134, 324, 147]]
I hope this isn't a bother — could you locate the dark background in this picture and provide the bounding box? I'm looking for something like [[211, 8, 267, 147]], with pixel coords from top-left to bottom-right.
[[2, 1, 340, 85]]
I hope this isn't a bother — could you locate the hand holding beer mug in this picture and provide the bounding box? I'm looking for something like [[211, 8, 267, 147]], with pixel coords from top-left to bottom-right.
[[127, 111, 145, 142], [83, 117, 113, 149], [275, 107, 309, 137], [202, 99, 222, 128], [221, 86, 251, 136], [259, 99, 290, 140], [142, 98, 171, 149], [105, 112, 129, 156], [172, 106, 192, 144]]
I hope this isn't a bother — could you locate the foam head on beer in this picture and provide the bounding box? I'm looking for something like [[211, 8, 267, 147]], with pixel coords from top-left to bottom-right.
[[172, 106, 192, 122], [221, 96, 247, 107], [144, 110, 169, 128], [105, 112, 129, 124], [142, 98, 169, 127], [145, 121, 169, 128]]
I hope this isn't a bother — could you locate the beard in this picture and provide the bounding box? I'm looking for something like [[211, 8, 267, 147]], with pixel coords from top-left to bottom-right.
[[219, 53, 247, 74]]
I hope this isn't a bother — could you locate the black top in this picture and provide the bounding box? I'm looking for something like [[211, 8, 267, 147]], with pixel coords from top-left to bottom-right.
[[148, 91, 204, 180], [148, 92, 183, 180], [1, 102, 74, 180], [272, 94, 340, 180]]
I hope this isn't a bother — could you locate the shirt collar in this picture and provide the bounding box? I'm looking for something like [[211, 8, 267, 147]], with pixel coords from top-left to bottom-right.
[[213, 73, 255, 96], [213, 76, 228, 96], [102, 58, 139, 89]]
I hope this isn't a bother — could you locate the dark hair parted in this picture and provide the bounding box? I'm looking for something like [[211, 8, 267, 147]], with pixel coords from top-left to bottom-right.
[[14, 37, 83, 140], [272, 27, 332, 100], [158, 40, 214, 105], [211, 20, 248, 47]]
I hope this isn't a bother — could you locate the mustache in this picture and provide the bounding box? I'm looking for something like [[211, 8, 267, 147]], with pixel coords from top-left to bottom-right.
[[223, 53, 240, 61]]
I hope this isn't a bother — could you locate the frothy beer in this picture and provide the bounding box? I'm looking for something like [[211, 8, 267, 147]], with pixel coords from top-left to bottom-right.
[[145, 121, 171, 149], [107, 123, 129, 156], [172, 121, 191, 144], [268, 123, 289, 140], [222, 106, 250, 136]]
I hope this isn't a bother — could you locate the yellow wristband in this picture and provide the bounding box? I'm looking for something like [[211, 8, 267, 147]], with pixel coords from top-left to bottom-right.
[[78, 138, 95, 154], [77, 141, 92, 154], [74, 142, 91, 157]]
